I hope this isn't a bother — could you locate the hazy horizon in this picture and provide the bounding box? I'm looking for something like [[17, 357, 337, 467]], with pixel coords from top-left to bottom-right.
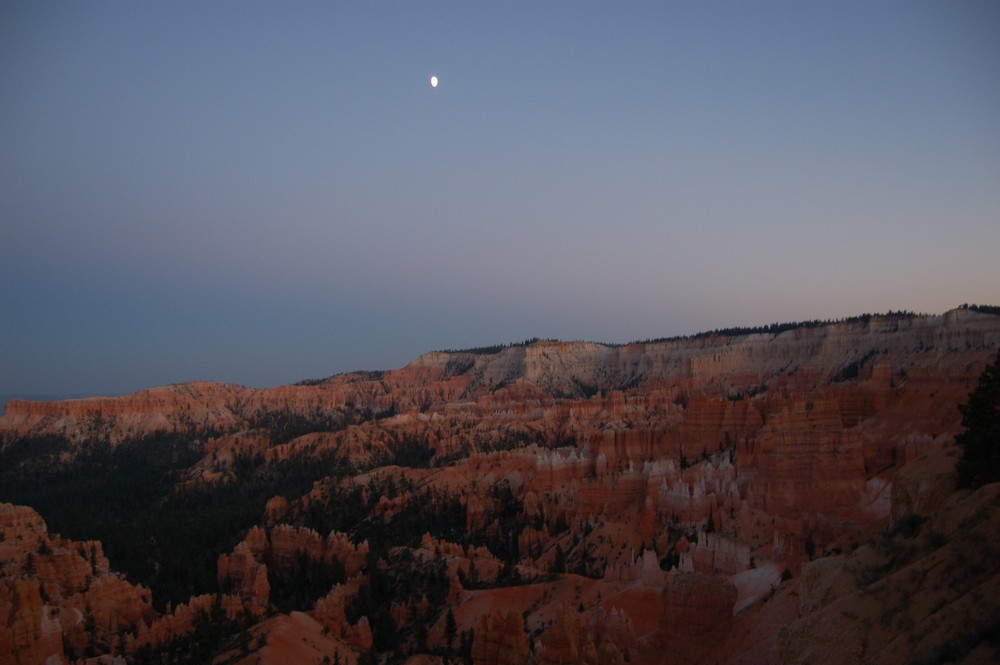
[[3, 1, 999, 397], [1, 306, 991, 404]]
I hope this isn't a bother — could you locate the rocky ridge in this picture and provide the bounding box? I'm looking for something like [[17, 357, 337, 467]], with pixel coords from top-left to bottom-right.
[[0, 308, 997, 664]]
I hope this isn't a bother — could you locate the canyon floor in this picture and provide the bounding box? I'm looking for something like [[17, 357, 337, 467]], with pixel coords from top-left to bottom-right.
[[1, 308, 998, 665]]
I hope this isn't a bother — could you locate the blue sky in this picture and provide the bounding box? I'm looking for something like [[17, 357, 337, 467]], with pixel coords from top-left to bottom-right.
[[2, 1, 999, 396]]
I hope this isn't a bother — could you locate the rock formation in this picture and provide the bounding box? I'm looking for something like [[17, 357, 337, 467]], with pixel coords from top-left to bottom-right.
[[0, 309, 997, 664], [0, 503, 153, 664], [780, 450, 1000, 664]]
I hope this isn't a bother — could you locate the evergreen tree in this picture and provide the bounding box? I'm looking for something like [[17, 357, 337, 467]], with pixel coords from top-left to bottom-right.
[[460, 629, 474, 665], [552, 544, 566, 574], [467, 558, 478, 587], [956, 349, 1000, 488], [445, 608, 457, 654]]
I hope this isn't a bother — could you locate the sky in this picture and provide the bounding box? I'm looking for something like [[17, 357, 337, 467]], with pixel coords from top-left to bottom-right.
[[2, 1, 999, 398]]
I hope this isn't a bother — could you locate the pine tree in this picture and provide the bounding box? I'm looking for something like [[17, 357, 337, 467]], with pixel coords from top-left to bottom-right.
[[552, 544, 566, 574], [956, 349, 1000, 488], [445, 608, 457, 654]]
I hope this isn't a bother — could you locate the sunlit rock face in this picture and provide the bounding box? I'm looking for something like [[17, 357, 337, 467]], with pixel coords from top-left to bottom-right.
[[0, 309, 998, 664], [0, 502, 153, 664]]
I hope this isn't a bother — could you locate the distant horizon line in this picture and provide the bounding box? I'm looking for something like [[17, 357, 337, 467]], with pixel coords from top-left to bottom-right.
[[432, 304, 999, 355], [5, 304, 998, 405]]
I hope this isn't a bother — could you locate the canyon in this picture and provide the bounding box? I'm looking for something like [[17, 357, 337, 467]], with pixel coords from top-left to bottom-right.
[[1, 308, 998, 664]]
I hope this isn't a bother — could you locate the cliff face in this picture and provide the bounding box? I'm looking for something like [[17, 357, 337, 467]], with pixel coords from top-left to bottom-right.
[[3, 310, 996, 447], [0, 502, 153, 664], [0, 309, 997, 664], [780, 449, 1000, 664]]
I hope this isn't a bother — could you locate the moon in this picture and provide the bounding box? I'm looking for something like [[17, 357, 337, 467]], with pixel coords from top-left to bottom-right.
[[430, 76, 438, 88]]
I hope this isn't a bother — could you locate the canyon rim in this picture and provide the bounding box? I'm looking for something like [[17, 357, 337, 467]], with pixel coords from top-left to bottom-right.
[[1, 307, 999, 664]]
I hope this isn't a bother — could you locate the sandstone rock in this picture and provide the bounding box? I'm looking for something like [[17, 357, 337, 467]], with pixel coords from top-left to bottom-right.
[[659, 572, 737, 645], [269, 524, 324, 567], [131, 592, 247, 653], [781, 481, 1000, 665], [313, 576, 373, 652], [0, 505, 152, 663], [472, 610, 529, 665], [2, 310, 999, 664], [747, 397, 867, 520], [5, 310, 996, 451], [535, 607, 579, 665], [217, 544, 270, 616], [889, 446, 959, 523], [0, 579, 64, 665]]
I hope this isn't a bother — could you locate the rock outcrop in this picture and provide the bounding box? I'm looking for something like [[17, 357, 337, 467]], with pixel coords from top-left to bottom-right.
[[472, 610, 530, 665], [660, 572, 738, 642], [780, 456, 1000, 664], [0, 578, 64, 665], [0, 503, 153, 664], [0, 309, 998, 664]]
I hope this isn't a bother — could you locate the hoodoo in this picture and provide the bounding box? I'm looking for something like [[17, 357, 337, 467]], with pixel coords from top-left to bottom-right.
[[1, 308, 998, 663]]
